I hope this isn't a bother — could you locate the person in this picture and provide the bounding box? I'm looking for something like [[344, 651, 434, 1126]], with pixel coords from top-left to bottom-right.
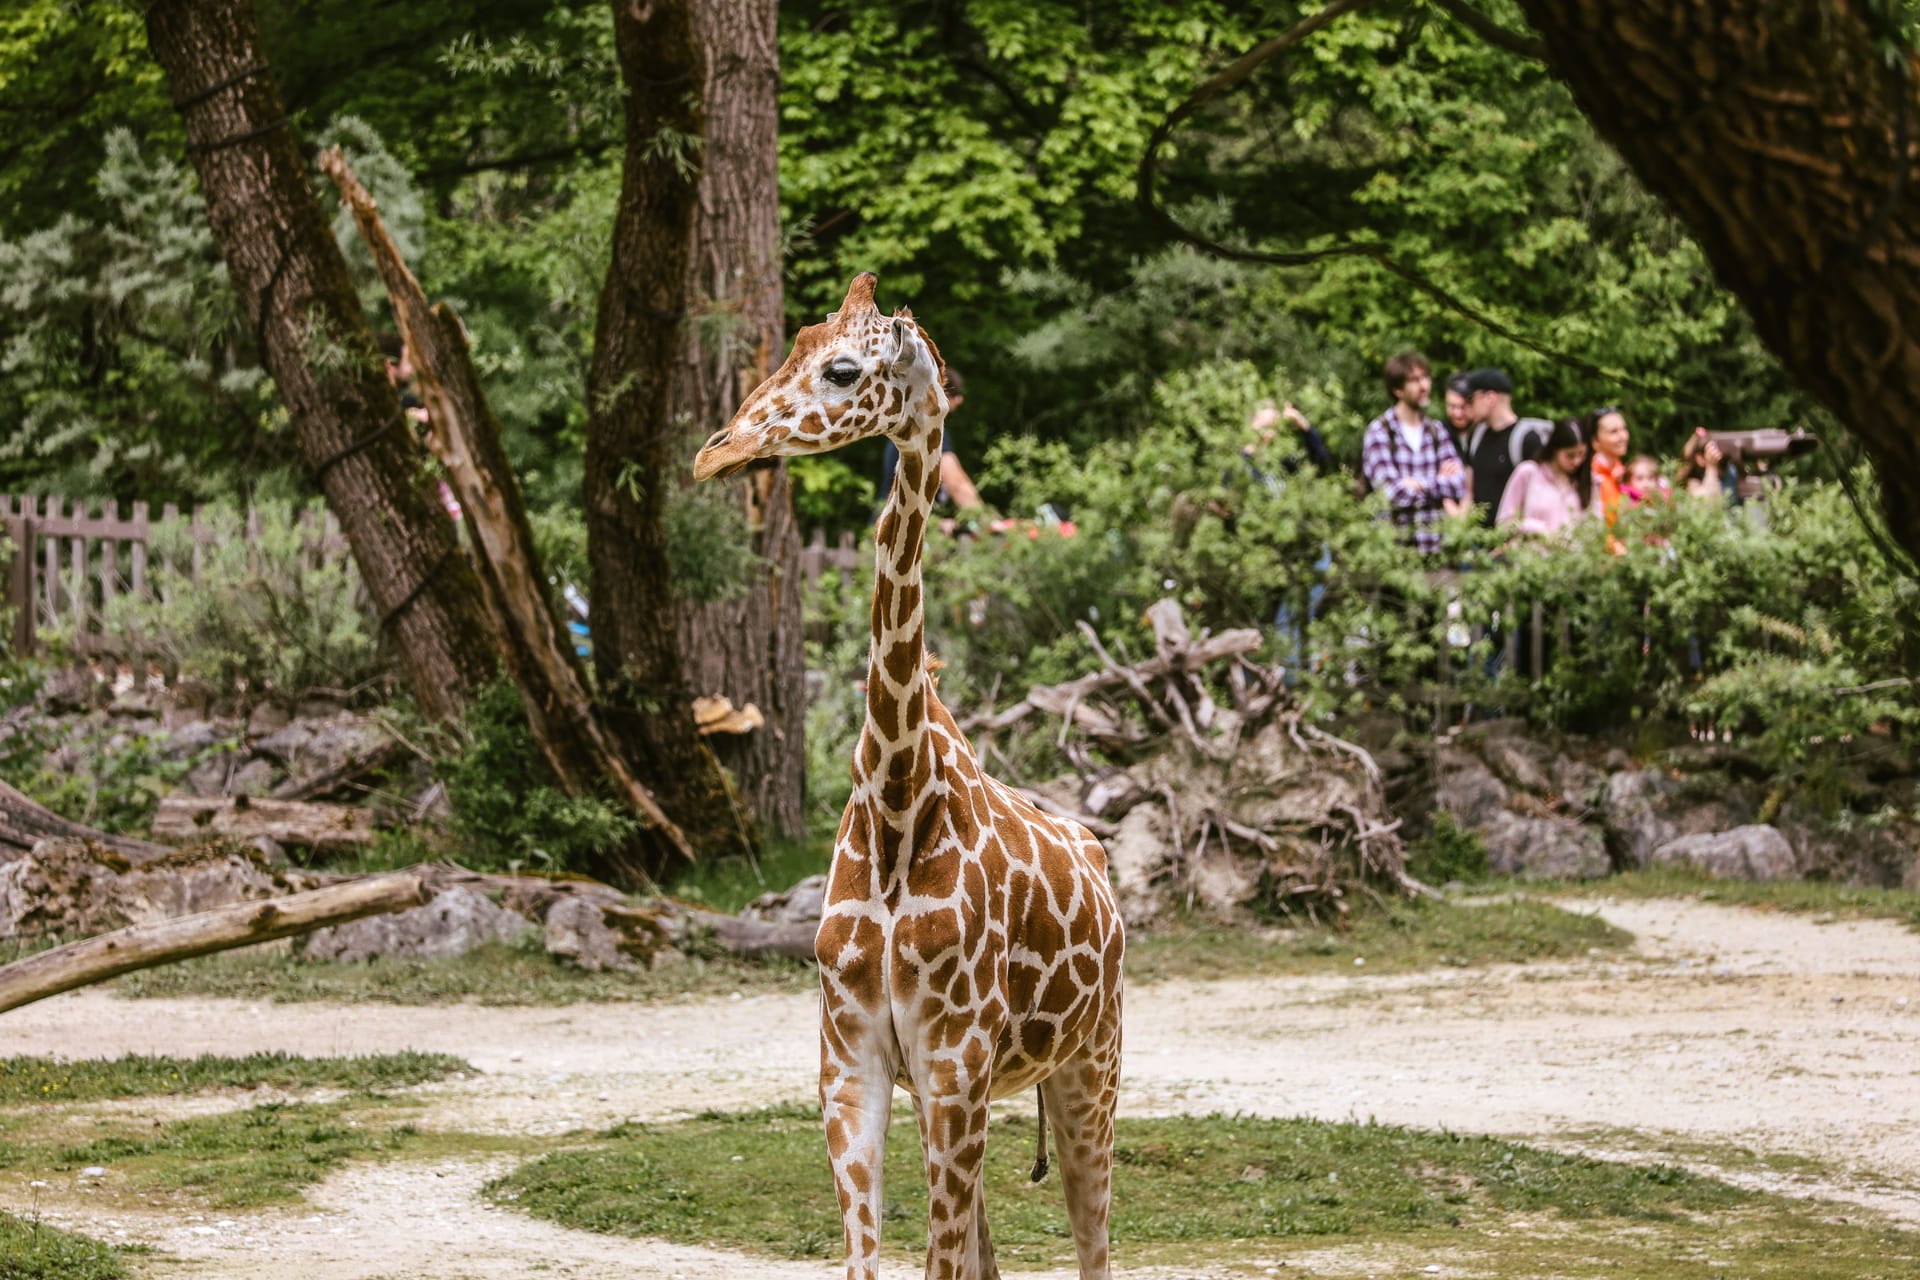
[[1623, 454, 1667, 505], [878, 365, 983, 522], [1587, 405, 1636, 512], [1442, 370, 1474, 458], [377, 332, 431, 427], [1360, 350, 1468, 556], [1495, 418, 1594, 536], [1461, 368, 1552, 525], [1676, 429, 1730, 503], [1238, 398, 1336, 488]]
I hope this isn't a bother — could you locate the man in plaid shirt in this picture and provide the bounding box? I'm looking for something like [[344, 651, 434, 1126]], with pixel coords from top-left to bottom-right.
[[1361, 351, 1468, 556]]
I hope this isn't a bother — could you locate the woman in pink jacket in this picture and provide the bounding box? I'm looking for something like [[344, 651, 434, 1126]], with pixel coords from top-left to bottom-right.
[[1496, 418, 1594, 536]]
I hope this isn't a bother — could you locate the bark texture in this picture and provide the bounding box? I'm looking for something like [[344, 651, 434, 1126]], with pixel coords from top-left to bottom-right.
[[144, 0, 498, 721], [586, 0, 744, 858], [672, 0, 808, 838], [1515, 0, 1920, 559], [323, 150, 694, 875]]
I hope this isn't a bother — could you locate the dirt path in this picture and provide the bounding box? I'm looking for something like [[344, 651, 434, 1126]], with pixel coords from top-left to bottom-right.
[[5, 896, 1918, 1278]]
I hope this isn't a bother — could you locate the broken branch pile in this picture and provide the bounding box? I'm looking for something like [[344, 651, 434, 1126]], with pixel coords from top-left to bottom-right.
[[967, 599, 1431, 921]]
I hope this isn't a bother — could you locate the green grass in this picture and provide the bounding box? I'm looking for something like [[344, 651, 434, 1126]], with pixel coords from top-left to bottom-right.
[[1550, 867, 1920, 929], [111, 937, 817, 1006], [662, 838, 832, 915], [487, 1104, 1918, 1276], [0, 1211, 133, 1280], [0, 1051, 464, 1105], [105, 896, 1622, 1007], [1125, 895, 1630, 984], [0, 1102, 423, 1211]]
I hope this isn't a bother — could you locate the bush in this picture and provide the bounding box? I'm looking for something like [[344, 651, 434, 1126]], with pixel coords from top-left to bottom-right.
[[1405, 812, 1491, 885], [101, 498, 387, 709], [434, 679, 640, 874]]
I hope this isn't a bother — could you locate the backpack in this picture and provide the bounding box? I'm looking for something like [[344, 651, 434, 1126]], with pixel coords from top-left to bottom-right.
[[1466, 416, 1552, 469]]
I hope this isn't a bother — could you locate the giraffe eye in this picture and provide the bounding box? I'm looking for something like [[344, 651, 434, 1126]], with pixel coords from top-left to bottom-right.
[[822, 359, 861, 388]]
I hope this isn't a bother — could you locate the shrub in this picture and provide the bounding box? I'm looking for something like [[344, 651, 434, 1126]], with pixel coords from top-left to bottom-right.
[[1405, 812, 1491, 885], [101, 498, 387, 709], [434, 679, 640, 874]]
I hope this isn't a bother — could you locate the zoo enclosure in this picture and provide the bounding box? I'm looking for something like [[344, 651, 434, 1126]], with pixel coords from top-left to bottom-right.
[[0, 496, 867, 660]]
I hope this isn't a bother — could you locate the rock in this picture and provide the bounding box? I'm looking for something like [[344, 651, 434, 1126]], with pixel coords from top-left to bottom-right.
[[1482, 736, 1555, 796], [246, 703, 291, 736], [301, 886, 536, 962], [0, 839, 304, 939], [250, 722, 316, 764], [1650, 825, 1797, 881], [185, 754, 237, 798], [246, 835, 289, 868], [542, 897, 640, 973], [742, 874, 825, 926], [227, 758, 279, 798], [1601, 770, 1682, 869], [1434, 750, 1510, 830], [159, 720, 229, 762], [1480, 810, 1611, 880]]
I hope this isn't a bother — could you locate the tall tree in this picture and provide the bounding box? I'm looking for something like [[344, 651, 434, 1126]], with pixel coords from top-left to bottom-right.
[[672, 0, 807, 838], [142, 0, 500, 721], [584, 0, 745, 856], [1513, 0, 1920, 562]]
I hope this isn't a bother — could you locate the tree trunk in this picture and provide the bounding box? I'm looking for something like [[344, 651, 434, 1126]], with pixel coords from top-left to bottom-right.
[[322, 149, 695, 877], [144, 0, 499, 722], [586, 0, 747, 858], [672, 0, 808, 839], [1514, 0, 1920, 561]]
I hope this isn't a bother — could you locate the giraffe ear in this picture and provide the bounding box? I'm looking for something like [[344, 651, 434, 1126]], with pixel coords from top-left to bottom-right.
[[888, 316, 927, 378]]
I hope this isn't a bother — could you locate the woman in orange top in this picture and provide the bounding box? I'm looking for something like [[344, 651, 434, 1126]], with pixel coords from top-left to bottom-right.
[[1587, 406, 1631, 520]]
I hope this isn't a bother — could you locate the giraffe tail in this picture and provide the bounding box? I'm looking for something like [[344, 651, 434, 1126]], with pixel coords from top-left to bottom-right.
[[1029, 1086, 1050, 1183]]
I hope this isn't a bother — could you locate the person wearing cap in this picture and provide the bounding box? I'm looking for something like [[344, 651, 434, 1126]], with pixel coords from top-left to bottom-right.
[[1461, 367, 1552, 525], [1360, 351, 1467, 556]]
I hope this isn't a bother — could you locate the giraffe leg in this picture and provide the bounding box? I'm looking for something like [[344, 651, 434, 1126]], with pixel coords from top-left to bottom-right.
[[821, 1030, 894, 1280], [907, 1039, 995, 1280], [1039, 1029, 1122, 1280]]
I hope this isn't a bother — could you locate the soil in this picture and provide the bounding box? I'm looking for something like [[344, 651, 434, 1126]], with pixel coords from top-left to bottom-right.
[[4, 896, 1918, 1278]]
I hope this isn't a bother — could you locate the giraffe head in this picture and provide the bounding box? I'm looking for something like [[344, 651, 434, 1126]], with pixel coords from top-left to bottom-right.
[[693, 272, 946, 482]]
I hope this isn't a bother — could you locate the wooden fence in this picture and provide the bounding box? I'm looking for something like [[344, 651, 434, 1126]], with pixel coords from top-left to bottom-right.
[[0, 495, 347, 658], [0, 496, 865, 660]]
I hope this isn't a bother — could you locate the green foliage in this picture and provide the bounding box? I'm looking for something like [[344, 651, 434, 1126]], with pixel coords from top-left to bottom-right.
[[0, 1211, 131, 1280], [787, 456, 876, 536], [101, 498, 387, 708], [0, 1051, 463, 1105], [435, 678, 640, 874], [663, 485, 754, 605], [0, 704, 232, 837], [0, 131, 278, 500], [1404, 812, 1491, 886]]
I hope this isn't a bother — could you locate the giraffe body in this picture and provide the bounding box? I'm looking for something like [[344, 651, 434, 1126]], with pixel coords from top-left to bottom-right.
[[694, 274, 1124, 1280]]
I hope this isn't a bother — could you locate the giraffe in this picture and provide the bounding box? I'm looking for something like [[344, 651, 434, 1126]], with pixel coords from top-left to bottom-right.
[[693, 273, 1125, 1280]]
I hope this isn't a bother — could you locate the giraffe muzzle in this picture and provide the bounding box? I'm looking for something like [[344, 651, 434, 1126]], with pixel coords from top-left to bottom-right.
[[692, 428, 756, 482]]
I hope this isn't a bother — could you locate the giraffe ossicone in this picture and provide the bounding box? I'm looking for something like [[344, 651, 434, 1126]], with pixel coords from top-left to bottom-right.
[[694, 273, 1125, 1280]]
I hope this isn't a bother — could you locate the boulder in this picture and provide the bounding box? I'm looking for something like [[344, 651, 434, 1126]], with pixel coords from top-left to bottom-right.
[[542, 897, 641, 972], [300, 885, 536, 962], [1600, 770, 1681, 869], [742, 873, 825, 926], [1650, 825, 1797, 881], [1480, 810, 1611, 880]]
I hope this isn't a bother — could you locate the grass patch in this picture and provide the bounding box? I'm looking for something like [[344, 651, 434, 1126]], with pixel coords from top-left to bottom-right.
[[0, 1211, 133, 1280], [488, 1104, 1916, 1275], [1126, 895, 1630, 984], [0, 1051, 464, 1105], [112, 937, 816, 1006], [107, 895, 1622, 1005], [664, 837, 832, 915], [1552, 867, 1920, 929], [0, 1102, 421, 1210]]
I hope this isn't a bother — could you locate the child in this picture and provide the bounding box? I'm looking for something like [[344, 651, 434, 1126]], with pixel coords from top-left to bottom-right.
[[1622, 454, 1667, 505]]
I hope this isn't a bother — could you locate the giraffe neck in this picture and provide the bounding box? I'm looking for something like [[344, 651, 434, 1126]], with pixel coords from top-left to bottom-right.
[[859, 406, 945, 828]]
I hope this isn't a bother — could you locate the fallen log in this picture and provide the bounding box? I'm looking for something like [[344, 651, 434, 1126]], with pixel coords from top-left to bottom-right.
[[151, 795, 377, 852], [0, 779, 169, 865], [0, 872, 429, 1014], [269, 738, 408, 802]]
